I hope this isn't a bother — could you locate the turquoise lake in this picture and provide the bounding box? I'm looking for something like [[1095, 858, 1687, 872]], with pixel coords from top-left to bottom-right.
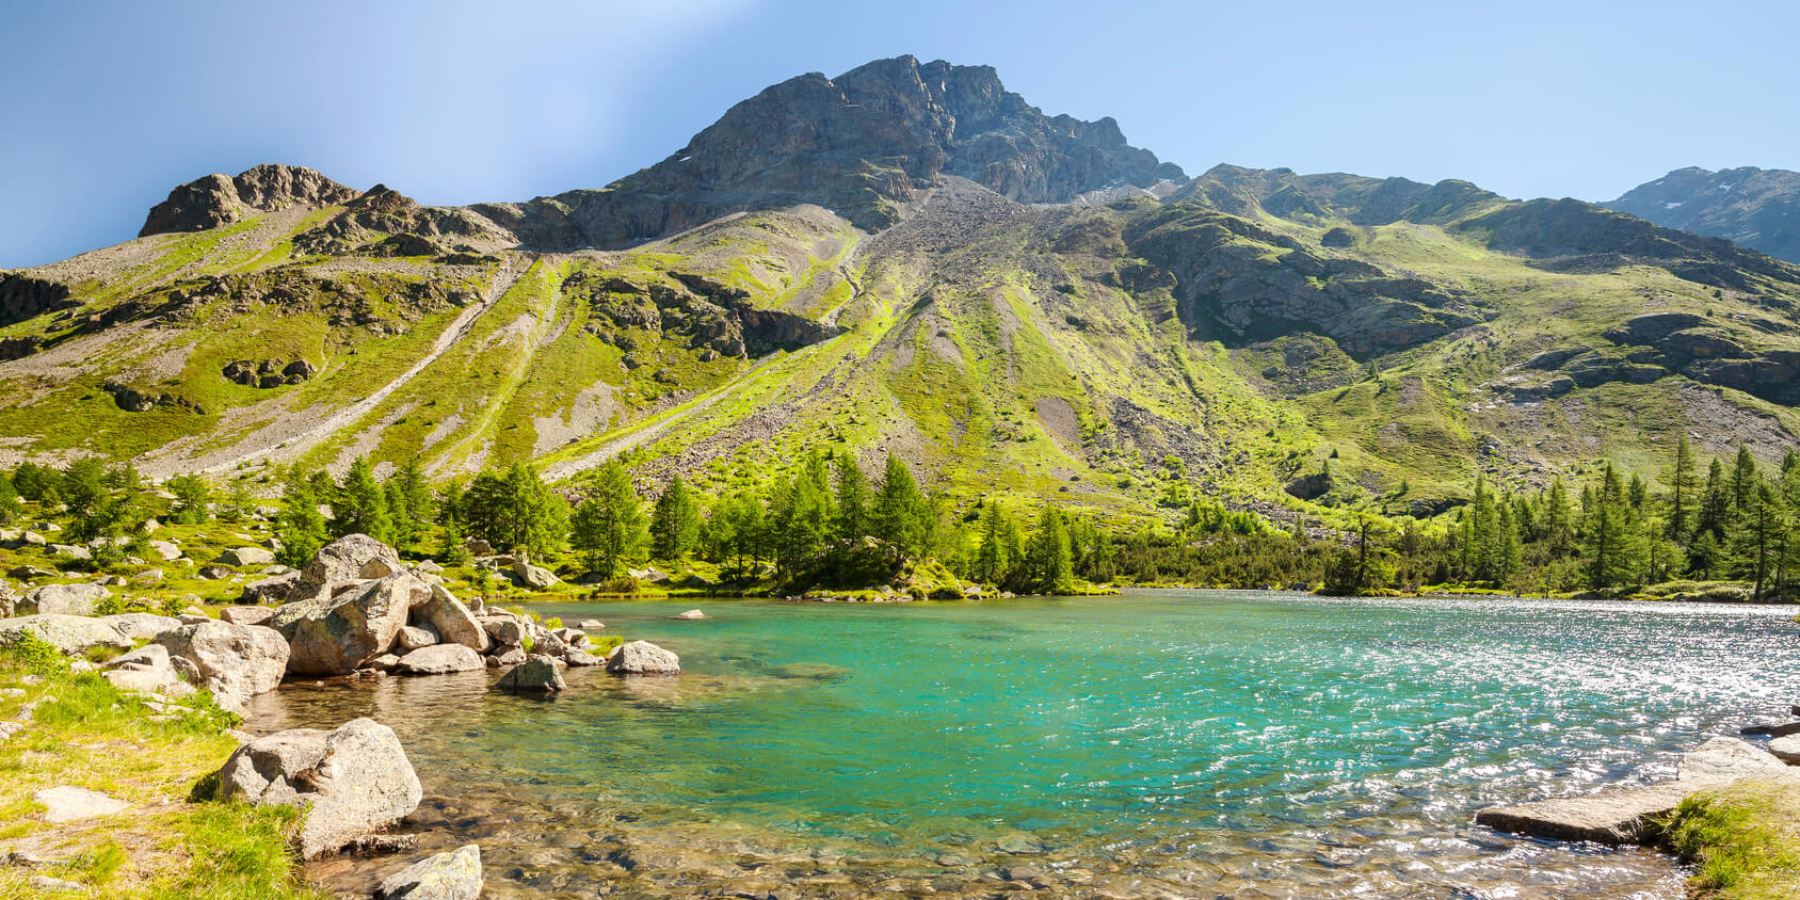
[[248, 591, 1800, 899]]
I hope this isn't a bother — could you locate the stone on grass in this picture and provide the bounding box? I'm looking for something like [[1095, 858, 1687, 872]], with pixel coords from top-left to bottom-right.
[[34, 786, 130, 823], [0, 615, 131, 655], [146, 540, 182, 561], [606, 640, 680, 675], [497, 655, 566, 692], [154, 621, 289, 711], [216, 546, 275, 567], [376, 843, 483, 900], [212, 717, 422, 859], [21, 583, 111, 616], [396, 644, 484, 676], [512, 559, 558, 590]]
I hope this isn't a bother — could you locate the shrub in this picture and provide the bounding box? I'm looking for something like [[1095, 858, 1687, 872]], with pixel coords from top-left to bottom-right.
[[0, 631, 67, 676]]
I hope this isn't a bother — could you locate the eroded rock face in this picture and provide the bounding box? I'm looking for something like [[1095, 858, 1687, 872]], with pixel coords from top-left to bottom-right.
[[211, 717, 423, 859], [154, 620, 289, 710], [140, 164, 359, 237]]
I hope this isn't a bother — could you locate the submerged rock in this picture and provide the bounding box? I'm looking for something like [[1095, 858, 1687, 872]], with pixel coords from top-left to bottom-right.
[[211, 717, 422, 859], [376, 843, 483, 900], [675, 609, 706, 620]]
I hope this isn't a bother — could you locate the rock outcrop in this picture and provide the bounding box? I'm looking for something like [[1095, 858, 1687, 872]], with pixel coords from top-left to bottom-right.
[[211, 717, 422, 859], [496, 655, 566, 693], [101, 644, 195, 697], [395, 644, 483, 676], [140, 164, 359, 237]]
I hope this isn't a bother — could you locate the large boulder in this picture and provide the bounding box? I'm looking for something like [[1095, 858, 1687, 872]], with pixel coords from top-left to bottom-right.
[[154, 621, 289, 710], [1679, 736, 1791, 785], [284, 534, 404, 604], [273, 573, 430, 675], [211, 718, 422, 859], [377, 844, 483, 900], [497, 655, 566, 692], [0, 615, 131, 655], [101, 612, 183, 641], [216, 547, 275, 567], [606, 640, 680, 675], [395, 644, 483, 676], [479, 617, 526, 648], [411, 584, 489, 652], [397, 625, 438, 651], [1769, 734, 1800, 764], [21, 583, 111, 616], [511, 559, 558, 590]]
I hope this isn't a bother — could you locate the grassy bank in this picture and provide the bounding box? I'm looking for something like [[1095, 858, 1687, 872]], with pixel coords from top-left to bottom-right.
[[0, 639, 322, 900], [1668, 779, 1800, 900]]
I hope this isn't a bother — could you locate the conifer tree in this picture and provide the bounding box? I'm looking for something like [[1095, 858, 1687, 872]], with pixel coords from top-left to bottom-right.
[[166, 472, 212, 526], [1667, 433, 1696, 543], [1730, 480, 1781, 601], [385, 456, 435, 550], [463, 462, 566, 558], [332, 456, 392, 542], [275, 468, 329, 568], [649, 475, 702, 567], [833, 454, 871, 542], [1732, 445, 1758, 510], [570, 459, 648, 579], [974, 499, 1021, 584], [0, 474, 18, 525], [1024, 506, 1075, 593], [1698, 458, 1731, 541], [872, 453, 928, 558]]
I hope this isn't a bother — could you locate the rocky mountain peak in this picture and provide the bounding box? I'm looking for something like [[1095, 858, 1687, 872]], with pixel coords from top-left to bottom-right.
[[140, 164, 359, 237], [1605, 166, 1800, 263], [539, 56, 1184, 250]]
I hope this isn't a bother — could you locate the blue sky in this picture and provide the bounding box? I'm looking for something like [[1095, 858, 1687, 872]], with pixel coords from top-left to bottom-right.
[[4, 0, 1797, 267]]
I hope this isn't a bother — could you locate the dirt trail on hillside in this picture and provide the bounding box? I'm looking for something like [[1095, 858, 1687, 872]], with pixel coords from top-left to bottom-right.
[[141, 257, 526, 477]]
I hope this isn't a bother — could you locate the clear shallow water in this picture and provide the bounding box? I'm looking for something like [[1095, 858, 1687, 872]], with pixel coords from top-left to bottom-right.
[[244, 591, 1800, 899]]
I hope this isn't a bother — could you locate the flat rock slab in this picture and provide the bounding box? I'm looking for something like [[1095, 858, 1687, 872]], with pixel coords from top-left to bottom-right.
[[1770, 734, 1800, 763], [35, 786, 131, 823], [377, 843, 483, 900], [1475, 782, 1691, 845]]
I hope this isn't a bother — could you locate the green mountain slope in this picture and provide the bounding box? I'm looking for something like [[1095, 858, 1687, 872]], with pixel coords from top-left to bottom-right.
[[4, 58, 1799, 533]]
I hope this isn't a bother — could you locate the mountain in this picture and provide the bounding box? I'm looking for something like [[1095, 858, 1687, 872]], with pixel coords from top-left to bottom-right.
[[3, 56, 1799, 527], [1606, 166, 1800, 264]]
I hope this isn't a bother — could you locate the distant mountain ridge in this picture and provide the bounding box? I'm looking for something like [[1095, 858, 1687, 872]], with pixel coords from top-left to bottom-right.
[[1606, 166, 1800, 263]]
